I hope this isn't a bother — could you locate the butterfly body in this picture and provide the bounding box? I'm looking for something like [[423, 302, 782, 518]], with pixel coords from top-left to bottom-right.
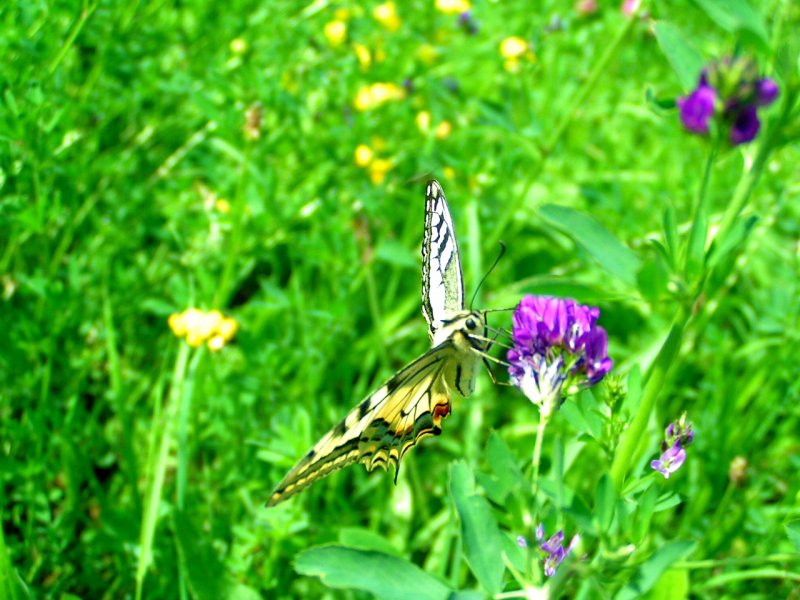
[[267, 180, 486, 506]]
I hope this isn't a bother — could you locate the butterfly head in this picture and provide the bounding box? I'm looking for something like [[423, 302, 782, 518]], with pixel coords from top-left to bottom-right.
[[449, 310, 488, 353]]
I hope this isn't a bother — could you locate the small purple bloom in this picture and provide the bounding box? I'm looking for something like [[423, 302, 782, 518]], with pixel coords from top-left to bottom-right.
[[651, 443, 686, 478], [677, 84, 717, 134], [730, 105, 760, 145], [652, 413, 694, 479], [507, 296, 612, 415], [755, 78, 779, 106], [516, 535, 528, 548], [538, 528, 579, 577], [535, 523, 545, 541]]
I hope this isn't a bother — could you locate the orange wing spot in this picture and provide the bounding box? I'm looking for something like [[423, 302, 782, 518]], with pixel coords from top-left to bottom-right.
[[433, 402, 451, 420]]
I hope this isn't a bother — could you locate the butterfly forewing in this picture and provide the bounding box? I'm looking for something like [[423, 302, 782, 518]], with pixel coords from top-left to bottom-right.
[[422, 180, 465, 344]]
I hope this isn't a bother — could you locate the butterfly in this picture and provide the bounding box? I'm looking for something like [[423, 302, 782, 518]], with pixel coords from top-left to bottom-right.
[[267, 180, 489, 506]]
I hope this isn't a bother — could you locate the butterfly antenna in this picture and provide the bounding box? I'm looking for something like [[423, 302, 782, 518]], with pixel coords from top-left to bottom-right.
[[470, 241, 506, 310]]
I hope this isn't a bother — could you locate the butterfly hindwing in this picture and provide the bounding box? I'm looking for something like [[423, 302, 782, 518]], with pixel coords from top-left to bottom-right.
[[267, 343, 457, 506], [422, 180, 465, 342]]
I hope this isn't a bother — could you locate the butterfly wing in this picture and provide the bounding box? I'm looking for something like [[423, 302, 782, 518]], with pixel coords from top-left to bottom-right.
[[422, 180, 465, 343], [267, 342, 458, 506]]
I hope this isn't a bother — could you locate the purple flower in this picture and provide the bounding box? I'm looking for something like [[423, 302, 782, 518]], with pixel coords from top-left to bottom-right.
[[457, 11, 479, 35], [677, 84, 717, 134], [507, 296, 612, 415], [755, 78, 779, 106], [538, 529, 580, 577], [677, 58, 779, 146], [730, 105, 760, 145], [650, 443, 686, 478], [516, 535, 528, 548], [652, 413, 694, 479]]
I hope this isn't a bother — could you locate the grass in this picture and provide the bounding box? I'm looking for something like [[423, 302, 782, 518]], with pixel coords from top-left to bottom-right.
[[2, 0, 799, 598]]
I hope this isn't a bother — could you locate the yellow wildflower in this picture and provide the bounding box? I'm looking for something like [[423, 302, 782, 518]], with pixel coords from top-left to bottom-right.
[[353, 82, 405, 111], [334, 8, 351, 20], [324, 20, 347, 47], [355, 144, 374, 167], [369, 159, 393, 184], [435, 120, 452, 139], [207, 335, 225, 352], [443, 166, 456, 180], [436, 0, 471, 14], [353, 43, 372, 69], [168, 308, 238, 350], [416, 111, 432, 133], [373, 2, 400, 31], [229, 38, 248, 54], [500, 36, 528, 59], [218, 317, 238, 341], [215, 198, 231, 213]]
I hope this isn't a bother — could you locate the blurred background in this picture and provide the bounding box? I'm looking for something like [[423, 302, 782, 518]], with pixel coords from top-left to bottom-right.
[[1, 0, 799, 598]]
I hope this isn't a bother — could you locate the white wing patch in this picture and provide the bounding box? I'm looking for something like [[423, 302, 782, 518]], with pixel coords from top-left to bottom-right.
[[422, 180, 465, 345]]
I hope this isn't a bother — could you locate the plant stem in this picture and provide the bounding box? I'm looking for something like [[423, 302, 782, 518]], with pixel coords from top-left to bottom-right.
[[684, 134, 719, 278], [531, 412, 550, 497], [135, 343, 191, 600]]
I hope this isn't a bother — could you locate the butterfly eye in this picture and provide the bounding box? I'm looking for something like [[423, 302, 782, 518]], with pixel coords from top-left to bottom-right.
[[465, 318, 476, 330]]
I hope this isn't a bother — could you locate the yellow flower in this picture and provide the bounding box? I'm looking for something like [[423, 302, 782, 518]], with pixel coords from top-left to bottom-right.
[[218, 317, 238, 341], [334, 8, 351, 20], [443, 166, 456, 180], [168, 308, 237, 349], [504, 59, 520, 73], [355, 144, 373, 167], [353, 43, 372, 69], [324, 20, 347, 47], [416, 111, 431, 133], [229, 38, 248, 54], [500, 36, 528, 59], [371, 136, 387, 151], [215, 198, 231, 213], [435, 120, 452, 139], [417, 44, 438, 65], [353, 83, 405, 111], [373, 2, 401, 31], [168, 313, 187, 337], [207, 335, 225, 352], [369, 159, 393, 184], [435, 0, 471, 14]]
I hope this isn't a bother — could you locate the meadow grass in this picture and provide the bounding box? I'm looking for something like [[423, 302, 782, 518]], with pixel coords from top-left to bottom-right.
[[1, 0, 799, 598]]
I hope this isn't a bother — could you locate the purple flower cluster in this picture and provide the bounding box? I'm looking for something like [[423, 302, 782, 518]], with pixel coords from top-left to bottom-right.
[[517, 525, 580, 577], [507, 296, 613, 414], [677, 57, 779, 146], [651, 413, 694, 479]]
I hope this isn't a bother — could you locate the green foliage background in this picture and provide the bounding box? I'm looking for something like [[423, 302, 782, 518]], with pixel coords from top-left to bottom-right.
[[1, 0, 799, 598]]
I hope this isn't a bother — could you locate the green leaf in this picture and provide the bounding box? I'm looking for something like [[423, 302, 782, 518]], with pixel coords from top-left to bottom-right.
[[692, 0, 768, 44], [654, 22, 705, 90], [448, 461, 505, 595], [648, 568, 690, 600], [295, 546, 451, 600], [633, 483, 659, 543], [487, 431, 525, 499], [594, 474, 616, 533], [338, 527, 403, 557], [539, 204, 641, 286], [615, 541, 696, 600], [786, 521, 800, 552]]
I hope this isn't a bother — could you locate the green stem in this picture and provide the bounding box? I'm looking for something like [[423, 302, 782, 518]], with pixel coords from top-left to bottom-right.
[[684, 135, 719, 278], [48, 1, 98, 74], [610, 311, 687, 490], [712, 87, 796, 262], [531, 412, 550, 497], [135, 343, 191, 600], [676, 553, 800, 570]]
